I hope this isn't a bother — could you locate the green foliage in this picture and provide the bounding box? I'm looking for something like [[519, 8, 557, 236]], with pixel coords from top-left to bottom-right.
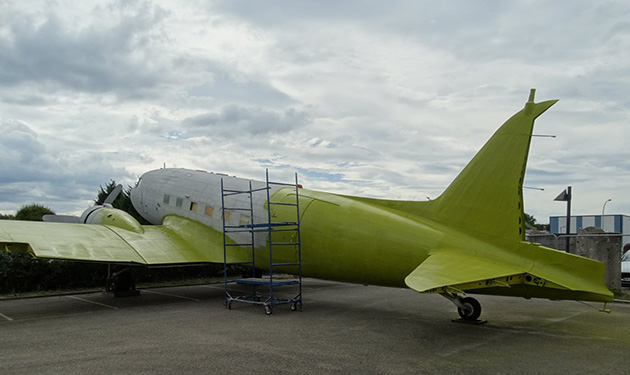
[[524, 213, 550, 231], [95, 180, 149, 224], [15, 204, 55, 221], [524, 213, 537, 227], [0, 250, 224, 295], [0, 252, 108, 294], [0, 213, 15, 220]]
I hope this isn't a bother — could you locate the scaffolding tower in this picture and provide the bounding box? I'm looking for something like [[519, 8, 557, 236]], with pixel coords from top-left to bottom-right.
[[221, 170, 302, 315]]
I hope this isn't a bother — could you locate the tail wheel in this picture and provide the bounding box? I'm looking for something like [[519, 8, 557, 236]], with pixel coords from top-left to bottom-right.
[[457, 297, 482, 321]]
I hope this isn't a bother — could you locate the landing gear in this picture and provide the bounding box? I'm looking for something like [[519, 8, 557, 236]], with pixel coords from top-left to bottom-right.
[[441, 292, 484, 323], [106, 265, 140, 297], [456, 297, 482, 321]]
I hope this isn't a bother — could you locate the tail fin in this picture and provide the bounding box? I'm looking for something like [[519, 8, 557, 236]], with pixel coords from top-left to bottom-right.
[[433, 89, 557, 242]]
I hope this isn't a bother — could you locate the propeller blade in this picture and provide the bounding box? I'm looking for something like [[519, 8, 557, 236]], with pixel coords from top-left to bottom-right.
[[104, 184, 123, 205], [43, 214, 81, 223]]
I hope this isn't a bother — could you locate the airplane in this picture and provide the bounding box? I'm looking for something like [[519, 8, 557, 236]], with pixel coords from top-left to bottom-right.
[[0, 89, 613, 321]]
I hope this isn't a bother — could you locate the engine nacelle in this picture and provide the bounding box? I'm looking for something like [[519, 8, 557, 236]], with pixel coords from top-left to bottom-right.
[[80, 205, 145, 234]]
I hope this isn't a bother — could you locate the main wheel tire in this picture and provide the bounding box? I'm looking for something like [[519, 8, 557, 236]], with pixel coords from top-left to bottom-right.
[[457, 297, 481, 321]]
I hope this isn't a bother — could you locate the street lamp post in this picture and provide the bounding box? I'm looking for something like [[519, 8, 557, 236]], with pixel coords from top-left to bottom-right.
[[554, 186, 572, 253], [602, 198, 612, 216]]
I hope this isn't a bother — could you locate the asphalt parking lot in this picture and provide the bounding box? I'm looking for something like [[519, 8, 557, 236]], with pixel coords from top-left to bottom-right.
[[1, 279, 629, 375]]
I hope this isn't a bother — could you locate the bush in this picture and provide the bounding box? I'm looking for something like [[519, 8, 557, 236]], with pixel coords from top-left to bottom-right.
[[0, 252, 108, 294], [0, 251, 226, 295]]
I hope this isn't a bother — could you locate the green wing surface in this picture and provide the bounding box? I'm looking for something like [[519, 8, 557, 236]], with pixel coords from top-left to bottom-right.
[[0, 215, 241, 265], [404, 250, 522, 293]]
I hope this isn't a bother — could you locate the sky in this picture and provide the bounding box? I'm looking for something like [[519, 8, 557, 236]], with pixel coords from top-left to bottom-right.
[[0, 0, 629, 225]]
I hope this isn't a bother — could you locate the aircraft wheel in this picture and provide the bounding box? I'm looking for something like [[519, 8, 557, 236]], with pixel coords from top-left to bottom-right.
[[457, 297, 481, 321]]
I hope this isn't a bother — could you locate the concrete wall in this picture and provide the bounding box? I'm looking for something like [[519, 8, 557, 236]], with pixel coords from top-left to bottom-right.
[[528, 227, 622, 291], [571, 227, 621, 291]]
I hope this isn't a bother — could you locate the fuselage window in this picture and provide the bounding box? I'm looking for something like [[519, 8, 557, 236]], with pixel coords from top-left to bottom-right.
[[222, 211, 231, 221], [176, 197, 183, 208], [205, 206, 214, 216], [239, 215, 250, 226], [163, 195, 171, 205], [190, 202, 198, 212]]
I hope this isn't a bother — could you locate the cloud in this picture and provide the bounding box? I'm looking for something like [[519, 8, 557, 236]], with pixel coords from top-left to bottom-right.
[[0, 0, 629, 223], [182, 105, 312, 136], [0, 119, 135, 214], [187, 72, 295, 107], [0, 1, 178, 100]]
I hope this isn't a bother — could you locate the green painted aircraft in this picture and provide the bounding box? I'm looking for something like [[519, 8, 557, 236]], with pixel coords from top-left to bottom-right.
[[0, 89, 613, 320]]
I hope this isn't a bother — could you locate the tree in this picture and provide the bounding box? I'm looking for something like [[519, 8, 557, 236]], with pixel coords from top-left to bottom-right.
[[524, 213, 537, 229], [0, 213, 15, 220], [15, 204, 54, 221], [524, 213, 549, 231], [95, 180, 149, 224], [95, 180, 123, 206]]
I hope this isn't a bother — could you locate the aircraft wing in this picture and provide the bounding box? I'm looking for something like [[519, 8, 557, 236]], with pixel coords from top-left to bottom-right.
[[0, 216, 241, 265], [404, 250, 523, 293]]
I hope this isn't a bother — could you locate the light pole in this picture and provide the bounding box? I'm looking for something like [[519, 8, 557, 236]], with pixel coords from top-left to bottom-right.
[[602, 198, 612, 216], [554, 186, 572, 252]]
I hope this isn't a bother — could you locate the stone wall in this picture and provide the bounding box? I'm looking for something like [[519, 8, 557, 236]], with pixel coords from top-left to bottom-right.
[[572, 227, 621, 291], [528, 227, 622, 291]]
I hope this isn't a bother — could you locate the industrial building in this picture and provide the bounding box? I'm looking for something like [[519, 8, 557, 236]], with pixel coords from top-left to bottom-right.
[[549, 214, 630, 249]]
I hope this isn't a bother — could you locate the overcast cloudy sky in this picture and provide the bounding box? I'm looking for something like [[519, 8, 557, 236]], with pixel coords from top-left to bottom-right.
[[1, 0, 628, 224]]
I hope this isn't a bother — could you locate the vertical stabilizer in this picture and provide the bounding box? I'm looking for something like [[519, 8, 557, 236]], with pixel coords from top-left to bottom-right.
[[433, 89, 557, 242]]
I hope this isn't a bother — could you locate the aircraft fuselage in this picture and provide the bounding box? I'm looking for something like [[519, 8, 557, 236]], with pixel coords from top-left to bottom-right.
[[131, 168, 456, 287]]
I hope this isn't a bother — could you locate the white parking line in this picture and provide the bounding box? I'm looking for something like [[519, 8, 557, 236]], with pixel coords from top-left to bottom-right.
[[0, 312, 14, 321], [142, 290, 199, 301], [66, 296, 119, 310]]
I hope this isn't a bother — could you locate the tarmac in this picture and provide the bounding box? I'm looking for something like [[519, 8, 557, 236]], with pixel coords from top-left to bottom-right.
[[1, 279, 629, 375]]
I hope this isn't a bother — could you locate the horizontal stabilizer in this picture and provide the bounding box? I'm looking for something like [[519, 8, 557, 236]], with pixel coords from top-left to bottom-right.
[[405, 245, 613, 303], [405, 250, 522, 293]]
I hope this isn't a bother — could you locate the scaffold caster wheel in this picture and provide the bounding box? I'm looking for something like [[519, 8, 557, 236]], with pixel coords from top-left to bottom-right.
[[290, 303, 297, 311], [227, 301, 232, 310], [265, 305, 272, 315], [457, 297, 481, 321]]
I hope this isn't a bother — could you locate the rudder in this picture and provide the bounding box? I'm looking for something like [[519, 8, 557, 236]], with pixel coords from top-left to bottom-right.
[[432, 89, 557, 242]]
